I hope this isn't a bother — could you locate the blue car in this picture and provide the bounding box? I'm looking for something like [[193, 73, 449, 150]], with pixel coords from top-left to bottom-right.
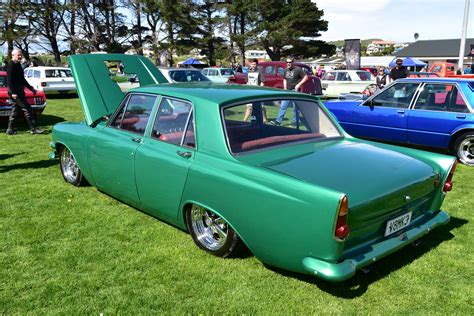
[[325, 78, 474, 165]]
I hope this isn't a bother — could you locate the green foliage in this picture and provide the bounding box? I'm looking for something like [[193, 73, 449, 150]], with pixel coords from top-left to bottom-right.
[[0, 96, 473, 313]]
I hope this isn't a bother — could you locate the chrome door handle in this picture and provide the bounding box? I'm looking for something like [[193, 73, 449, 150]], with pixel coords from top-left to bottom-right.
[[177, 151, 192, 158], [131, 137, 142, 143], [456, 114, 466, 119], [397, 110, 405, 114]]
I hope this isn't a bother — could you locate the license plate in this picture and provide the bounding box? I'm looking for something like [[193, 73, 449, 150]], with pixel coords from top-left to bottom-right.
[[0, 110, 11, 116], [384, 212, 412, 237]]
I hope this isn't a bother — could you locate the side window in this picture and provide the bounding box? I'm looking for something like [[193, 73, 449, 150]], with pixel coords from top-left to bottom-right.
[[152, 98, 194, 147], [277, 67, 285, 77], [110, 94, 157, 135], [264, 66, 275, 75], [337, 72, 351, 81], [414, 84, 469, 113], [208, 69, 217, 76], [369, 83, 419, 109], [34, 70, 41, 78], [322, 72, 336, 81]]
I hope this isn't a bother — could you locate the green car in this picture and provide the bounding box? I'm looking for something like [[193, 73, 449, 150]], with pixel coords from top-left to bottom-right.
[[51, 54, 457, 282]]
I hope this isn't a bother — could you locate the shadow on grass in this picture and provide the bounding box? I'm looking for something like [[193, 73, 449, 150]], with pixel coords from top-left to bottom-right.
[[265, 216, 467, 298], [0, 159, 57, 173], [0, 152, 25, 160], [0, 114, 64, 131]]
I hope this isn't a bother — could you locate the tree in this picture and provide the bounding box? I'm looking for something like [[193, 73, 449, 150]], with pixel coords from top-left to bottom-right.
[[254, 0, 330, 60], [0, 1, 27, 59]]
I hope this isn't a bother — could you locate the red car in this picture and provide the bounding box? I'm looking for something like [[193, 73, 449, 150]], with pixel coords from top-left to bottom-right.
[[0, 71, 46, 120], [229, 61, 322, 95]]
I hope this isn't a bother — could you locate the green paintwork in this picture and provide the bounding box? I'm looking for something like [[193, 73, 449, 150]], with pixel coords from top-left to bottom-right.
[[69, 54, 167, 125], [52, 54, 456, 282]]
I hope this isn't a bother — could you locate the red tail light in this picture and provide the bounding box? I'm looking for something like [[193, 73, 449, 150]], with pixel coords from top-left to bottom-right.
[[41, 82, 47, 87], [335, 195, 350, 240], [443, 161, 457, 192]]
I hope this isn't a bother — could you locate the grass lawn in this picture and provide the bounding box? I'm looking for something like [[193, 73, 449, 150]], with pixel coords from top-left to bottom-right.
[[1, 96, 473, 314]]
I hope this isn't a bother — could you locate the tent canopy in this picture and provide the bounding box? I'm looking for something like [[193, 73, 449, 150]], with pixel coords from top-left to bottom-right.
[[389, 57, 427, 67], [182, 58, 202, 65]]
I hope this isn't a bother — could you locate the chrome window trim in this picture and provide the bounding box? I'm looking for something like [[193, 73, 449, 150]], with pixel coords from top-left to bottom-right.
[[410, 82, 472, 113], [150, 96, 196, 150], [221, 96, 345, 156], [360, 81, 421, 110], [107, 92, 158, 136]]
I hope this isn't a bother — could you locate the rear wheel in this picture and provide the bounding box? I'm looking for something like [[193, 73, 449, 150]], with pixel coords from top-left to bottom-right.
[[454, 132, 474, 166], [186, 204, 243, 258], [59, 146, 87, 186]]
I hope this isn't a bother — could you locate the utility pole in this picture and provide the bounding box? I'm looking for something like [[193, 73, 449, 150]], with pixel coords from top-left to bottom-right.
[[458, 0, 470, 72]]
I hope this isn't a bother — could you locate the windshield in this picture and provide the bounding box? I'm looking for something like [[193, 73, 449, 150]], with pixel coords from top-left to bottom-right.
[[223, 99, 342, 153]]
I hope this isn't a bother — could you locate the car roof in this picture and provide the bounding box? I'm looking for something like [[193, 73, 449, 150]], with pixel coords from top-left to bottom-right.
[[397, 77, 474, 83], [159, 67, 202, 72], [24, 66, 71, 70], [132, 82, 314, 106]]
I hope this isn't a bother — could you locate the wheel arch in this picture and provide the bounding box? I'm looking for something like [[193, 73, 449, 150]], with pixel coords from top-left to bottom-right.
[[180, 200, 252, 253], [449, 126, 474, 151], [55, 141, 90, 185]]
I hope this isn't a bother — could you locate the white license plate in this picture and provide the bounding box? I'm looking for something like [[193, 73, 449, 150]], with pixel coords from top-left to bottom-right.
[[384, 212, 412, 237]]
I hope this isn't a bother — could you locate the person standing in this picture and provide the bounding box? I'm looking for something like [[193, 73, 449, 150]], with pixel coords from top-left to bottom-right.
[[244, 58, 267, 122], [272, 57, 308, 126], [6, 48, 43, 135], [375, 67, 388, 89], [389, 58, 409, 81]]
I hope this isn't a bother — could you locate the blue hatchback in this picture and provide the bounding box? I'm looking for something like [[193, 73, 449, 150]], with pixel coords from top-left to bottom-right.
[[325, 78, 474, 165]]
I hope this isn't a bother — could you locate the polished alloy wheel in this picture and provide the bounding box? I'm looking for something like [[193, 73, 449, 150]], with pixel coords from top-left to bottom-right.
[[60, 147, 80, 183], [190, 204, 228, 251], [457, 135, 474, 165]]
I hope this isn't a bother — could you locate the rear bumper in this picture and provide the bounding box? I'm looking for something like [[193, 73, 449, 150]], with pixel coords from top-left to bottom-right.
[[0, 103, 47, 116], [302, 210, 450, 282]]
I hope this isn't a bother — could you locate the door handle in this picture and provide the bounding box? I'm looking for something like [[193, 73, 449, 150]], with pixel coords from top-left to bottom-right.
[[177, 151, 192, 158], [397, 110, 405, 115], [456, 114, 466, 119], [131, 137, 142, 143]]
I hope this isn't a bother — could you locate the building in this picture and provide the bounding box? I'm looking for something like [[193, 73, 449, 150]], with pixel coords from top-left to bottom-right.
[[366, 40, 396, 55], [244, 50, 269, 60], [396, 38, 474, 66]]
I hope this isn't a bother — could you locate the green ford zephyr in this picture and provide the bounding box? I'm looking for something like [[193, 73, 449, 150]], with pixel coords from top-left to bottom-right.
[[51, 54, 457, 282]]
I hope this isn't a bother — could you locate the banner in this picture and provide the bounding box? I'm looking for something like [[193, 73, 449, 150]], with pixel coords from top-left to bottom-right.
[[344, 39, 361, 70]]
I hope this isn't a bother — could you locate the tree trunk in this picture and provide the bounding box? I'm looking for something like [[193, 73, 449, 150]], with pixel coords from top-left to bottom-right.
[[239, 12, 245, 64], [136, 1, 143, 55]]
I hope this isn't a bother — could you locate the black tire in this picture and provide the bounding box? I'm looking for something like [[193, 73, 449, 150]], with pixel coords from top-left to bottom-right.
[[453, 132, 474, 166], [186, 204, 243, 258], [59, 146, 88, 186]]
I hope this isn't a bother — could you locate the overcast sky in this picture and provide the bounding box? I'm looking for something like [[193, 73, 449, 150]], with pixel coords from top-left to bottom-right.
[[314, 0, 473, 42]]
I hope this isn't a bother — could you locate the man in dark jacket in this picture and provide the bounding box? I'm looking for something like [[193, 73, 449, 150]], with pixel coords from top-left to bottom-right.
[[389, 58, 409, 81], [6, 48, 43, 135]]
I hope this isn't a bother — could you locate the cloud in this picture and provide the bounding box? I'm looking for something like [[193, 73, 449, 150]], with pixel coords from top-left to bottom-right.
[[314, 0, 392, 14]]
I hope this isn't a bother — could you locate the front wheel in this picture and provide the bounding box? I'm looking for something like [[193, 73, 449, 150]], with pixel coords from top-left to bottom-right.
[[186, 204, 243, 258], [454, 132, 474, 166], [59, 146, 87, 186]]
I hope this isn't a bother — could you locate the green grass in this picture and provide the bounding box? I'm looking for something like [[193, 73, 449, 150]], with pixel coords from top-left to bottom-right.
[[1, 97, 473, 314]]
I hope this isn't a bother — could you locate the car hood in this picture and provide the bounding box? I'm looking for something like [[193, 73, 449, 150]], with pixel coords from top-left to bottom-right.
[[246, 140, 436, 207], [69, 54, 168, 125]]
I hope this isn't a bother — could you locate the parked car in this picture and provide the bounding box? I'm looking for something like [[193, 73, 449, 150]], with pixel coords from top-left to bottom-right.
[[201, 67, 235, 83], [325, 78, 474, 165], [409, 72, 439, 78], [24, 66, 76, 94], [51, 54, 456, 282], [159, 68, 212, 83], [321, 70, 375, 98], [428, 62, 456, 77], [0, 71, 46, 120], [229, 61, 322, 95]]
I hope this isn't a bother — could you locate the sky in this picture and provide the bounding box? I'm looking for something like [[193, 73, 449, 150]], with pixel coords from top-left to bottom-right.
[[314, 0, 474, 42]]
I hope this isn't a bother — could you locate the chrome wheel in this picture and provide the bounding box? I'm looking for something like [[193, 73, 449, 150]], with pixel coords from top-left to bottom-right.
[[456, 134, 474, 165], [60, 147, 80, 183], [190, 204, 228, 251]]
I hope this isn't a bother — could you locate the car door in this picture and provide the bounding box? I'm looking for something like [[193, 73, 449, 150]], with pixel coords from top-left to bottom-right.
[[135, 97, 195, 220], [87, 93, 158, 204], [407, 83, 471, 148], [350, 82, 420, 142]]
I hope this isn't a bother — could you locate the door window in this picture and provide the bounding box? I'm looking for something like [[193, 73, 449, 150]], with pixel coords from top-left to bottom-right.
[[264, 66, 275, 75], [414, 83, 469, 113], [152, 98, 195, 147], [369, 83, 419, 109], [208, 69, 218, 76], [33, 70, 41, 78], [277, 67, 285, 77], [336, 72, 351, 81], [322, 72, 336, 81], [110, 94, 157, 135]]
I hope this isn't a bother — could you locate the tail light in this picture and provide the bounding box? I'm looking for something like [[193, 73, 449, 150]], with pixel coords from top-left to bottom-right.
[[335, 195, 350, 240], [443, 161, 457, 192], [41, 82, 47, 87]]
